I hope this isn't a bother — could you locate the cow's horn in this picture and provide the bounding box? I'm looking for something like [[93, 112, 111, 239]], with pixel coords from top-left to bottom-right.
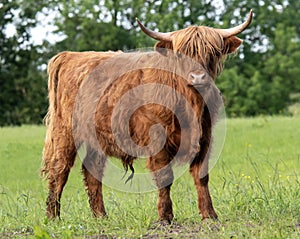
[[136, 18, 173, 42], [217, 9, 253, 38]]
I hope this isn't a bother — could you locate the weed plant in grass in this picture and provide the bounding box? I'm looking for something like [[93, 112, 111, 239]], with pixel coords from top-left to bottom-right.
[[0, 117, 299, 238]]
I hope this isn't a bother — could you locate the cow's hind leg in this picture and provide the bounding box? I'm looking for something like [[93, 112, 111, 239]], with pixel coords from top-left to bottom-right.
[[189, 136, 218, 220], [44, 138, 76, 219], [82, 147, 106, 217], [147, 151, 174, 223]]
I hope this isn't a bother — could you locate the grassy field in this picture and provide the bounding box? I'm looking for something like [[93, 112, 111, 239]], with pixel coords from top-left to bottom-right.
[[0, 117, 299, 238]]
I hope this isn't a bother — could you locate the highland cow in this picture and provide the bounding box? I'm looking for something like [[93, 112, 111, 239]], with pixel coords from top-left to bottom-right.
[[42, 10, 252, 222]]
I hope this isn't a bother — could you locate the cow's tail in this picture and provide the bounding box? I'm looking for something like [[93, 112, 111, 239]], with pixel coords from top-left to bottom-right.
[[44, 52, 66, 127], [41, 52, 66, 178]]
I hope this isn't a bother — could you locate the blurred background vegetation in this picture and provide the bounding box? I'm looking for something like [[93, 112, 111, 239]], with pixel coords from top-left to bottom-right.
[[1, 0, 300, 126]]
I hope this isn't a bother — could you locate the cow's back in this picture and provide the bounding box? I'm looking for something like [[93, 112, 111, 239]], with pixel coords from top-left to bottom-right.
[[46, 51, 122, 128]]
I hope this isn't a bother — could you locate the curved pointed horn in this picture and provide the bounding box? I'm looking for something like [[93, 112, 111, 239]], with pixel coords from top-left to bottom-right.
[[136, 18, 173, 42], [217, 9, 253, 38]]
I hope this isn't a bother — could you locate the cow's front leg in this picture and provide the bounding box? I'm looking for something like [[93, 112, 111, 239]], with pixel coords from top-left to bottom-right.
[[157, 183, 173, 222], [190, 148, 218, 220], [189, 112, 218, 220], [190, 168, 218, 220], [147, 151, 174, 223]]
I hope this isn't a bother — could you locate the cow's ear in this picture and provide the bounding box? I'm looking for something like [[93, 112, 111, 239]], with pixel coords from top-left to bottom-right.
[[155, 41, 173, 55], [223, 36, 243, 54]]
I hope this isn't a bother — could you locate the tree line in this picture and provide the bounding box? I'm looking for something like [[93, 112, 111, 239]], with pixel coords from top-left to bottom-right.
[[1, 0, 299, 126]]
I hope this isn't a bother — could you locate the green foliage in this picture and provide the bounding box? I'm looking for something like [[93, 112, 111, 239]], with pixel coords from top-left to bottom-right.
[[34, 226, 51, 239], [51, 0, 136, 52], [0, 0, 48, 126], [218, 0, 300, 116], [1, 0, 300, 125]]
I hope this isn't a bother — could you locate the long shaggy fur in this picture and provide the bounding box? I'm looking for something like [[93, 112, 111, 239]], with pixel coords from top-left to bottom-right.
[[41, 24, 243, 220], [42, 51, 121, 177]]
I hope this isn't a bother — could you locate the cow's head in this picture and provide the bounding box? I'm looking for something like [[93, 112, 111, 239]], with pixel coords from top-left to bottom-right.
[[136, 10, 252, 79]]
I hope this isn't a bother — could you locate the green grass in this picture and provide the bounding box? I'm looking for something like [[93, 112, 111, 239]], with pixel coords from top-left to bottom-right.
[[0, 117, 300, 238]]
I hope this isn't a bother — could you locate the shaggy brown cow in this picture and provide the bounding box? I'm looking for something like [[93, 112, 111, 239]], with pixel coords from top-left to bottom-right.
[[42, 10, 252, 222]]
